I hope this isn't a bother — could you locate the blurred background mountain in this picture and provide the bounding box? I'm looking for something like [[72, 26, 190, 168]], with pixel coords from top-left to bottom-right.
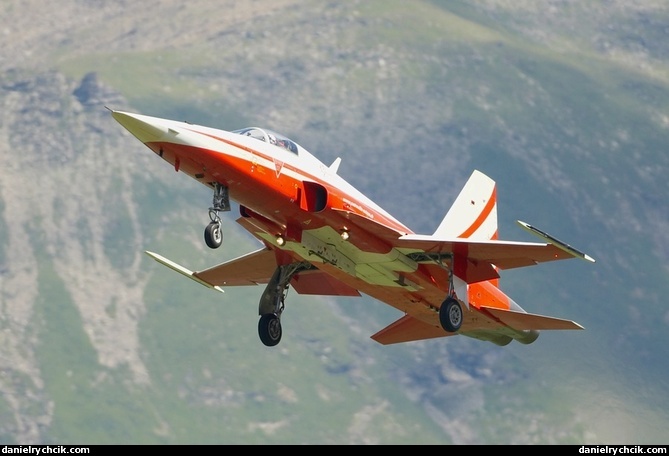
[[1, 0, 668, 444]]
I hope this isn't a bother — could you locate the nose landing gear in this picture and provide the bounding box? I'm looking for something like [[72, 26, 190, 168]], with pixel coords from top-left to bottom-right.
[[204, 183, 230, 249], [204, 216, 223, 249]]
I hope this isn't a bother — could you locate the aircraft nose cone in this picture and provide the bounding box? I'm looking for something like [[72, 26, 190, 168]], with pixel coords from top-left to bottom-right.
[[111, 110, 169, 144]]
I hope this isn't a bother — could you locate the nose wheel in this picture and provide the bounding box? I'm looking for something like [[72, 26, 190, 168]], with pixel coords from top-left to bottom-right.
[[204, 183, 230, 249], [204, 216, 223, 249]]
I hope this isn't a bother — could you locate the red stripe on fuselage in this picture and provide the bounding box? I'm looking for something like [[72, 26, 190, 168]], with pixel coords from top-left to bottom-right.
[[156, 128, 411, 235]]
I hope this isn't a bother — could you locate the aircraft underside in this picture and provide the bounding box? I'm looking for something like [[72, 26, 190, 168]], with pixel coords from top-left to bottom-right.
[[196, 179, 467, 346], [111, 110, 591, 348], [143, 167, 584, 348]]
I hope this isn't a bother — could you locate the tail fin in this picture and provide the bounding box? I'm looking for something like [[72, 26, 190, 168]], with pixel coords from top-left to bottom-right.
[[434, 170, 499, 286], [434, 170, 498, 240]]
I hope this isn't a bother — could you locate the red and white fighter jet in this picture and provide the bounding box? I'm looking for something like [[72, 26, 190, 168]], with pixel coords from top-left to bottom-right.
[[112, 110, 595, 347]]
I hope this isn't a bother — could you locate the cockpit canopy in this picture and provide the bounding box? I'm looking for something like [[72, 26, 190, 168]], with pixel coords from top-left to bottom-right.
[[232, 127, 299, 154]]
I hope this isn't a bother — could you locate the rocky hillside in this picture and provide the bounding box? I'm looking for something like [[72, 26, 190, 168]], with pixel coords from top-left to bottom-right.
[[1, 0, 668, 444]]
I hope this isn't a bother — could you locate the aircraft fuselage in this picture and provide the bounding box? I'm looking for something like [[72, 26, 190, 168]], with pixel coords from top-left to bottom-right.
[[112, 110, 591, 347]]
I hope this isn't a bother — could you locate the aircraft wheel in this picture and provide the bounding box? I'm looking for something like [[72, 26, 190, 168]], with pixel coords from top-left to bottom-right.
[[439, 297, 462, 333], [258, 313, 282, 347], [204, 221, 222, 249]]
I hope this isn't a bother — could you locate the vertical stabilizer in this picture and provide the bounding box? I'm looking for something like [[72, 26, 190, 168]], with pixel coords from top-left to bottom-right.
[[435, 170, 499, 288], [433, 170, 498, 240]]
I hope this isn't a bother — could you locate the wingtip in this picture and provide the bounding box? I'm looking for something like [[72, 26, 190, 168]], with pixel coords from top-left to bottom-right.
[[144, 250, 160, 260], [143, 250, 224, 293], [516, 220, 595, 263]]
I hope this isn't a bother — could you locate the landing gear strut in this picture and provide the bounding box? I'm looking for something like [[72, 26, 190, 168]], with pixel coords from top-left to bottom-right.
[[257, 262, 312, 346], [204, 183, 230, 249], [438, 262, 463, 333]]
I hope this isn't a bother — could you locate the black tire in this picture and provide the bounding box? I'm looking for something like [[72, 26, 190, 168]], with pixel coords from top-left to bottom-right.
[[439, 297, 462, 333], [204, 221, 222, 249], [258, 313, 282, 347]]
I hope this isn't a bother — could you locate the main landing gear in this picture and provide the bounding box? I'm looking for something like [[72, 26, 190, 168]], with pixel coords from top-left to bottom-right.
[[204, 183, 230, 249], [257, 262, 312, 347], [439, 297, 463, 333], [438, 266, 463, 333]]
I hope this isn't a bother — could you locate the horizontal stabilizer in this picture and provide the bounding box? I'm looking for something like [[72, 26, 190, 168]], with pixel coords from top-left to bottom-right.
[[145, 251, 224, 292], [370, 305, 583, 346], [370, 315, 453, 345], [482, 306, 584, 330]]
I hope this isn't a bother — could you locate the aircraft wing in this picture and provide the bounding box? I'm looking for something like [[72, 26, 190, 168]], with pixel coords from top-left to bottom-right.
[[145, 247, 361, 297], [193, 248, 278, 286], [333, 209, 593, 283], [399, 220, 594, 268], [144, 248, 277, 290], [395, 235, 577, 283], [194, 246, 360, 296], [396, 221, 594, 283]]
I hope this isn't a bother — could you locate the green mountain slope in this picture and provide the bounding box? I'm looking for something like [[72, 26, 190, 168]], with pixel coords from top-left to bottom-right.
[[1, 0, 668, 444]]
